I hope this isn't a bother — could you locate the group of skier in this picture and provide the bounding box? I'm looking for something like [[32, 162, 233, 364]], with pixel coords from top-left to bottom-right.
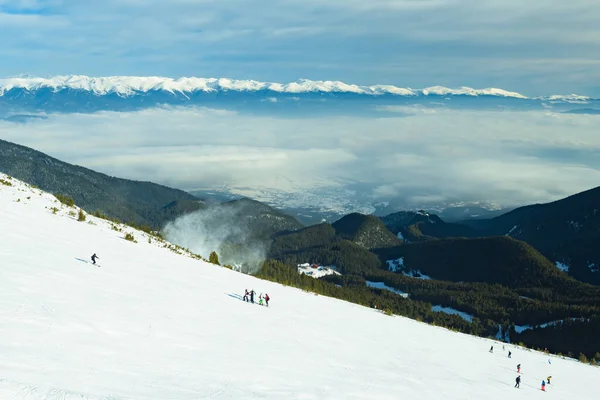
[[491, 344, 553, 391], [243, 289, 270, 307], [514, 366, 552, 391]]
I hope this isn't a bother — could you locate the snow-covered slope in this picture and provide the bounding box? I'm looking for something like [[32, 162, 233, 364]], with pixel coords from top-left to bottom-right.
[[0, 173, 597, 399], [0, 75, 530, 98]]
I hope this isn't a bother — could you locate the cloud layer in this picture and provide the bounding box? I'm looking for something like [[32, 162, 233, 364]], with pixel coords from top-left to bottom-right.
[[1, 0, 600, 95], [1, 105, 599, 210]]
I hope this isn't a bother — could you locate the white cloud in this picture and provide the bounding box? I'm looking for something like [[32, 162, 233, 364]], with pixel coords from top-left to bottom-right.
[[1, 106, 599, 208]]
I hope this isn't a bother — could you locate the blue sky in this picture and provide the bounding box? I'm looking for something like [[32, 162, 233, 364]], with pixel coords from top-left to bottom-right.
[[1, 0, 600, 96]]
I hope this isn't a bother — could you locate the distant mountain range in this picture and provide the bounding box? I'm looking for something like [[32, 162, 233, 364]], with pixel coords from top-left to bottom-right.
[[0, 76, 538, 98], [0, 75, 598, 116]]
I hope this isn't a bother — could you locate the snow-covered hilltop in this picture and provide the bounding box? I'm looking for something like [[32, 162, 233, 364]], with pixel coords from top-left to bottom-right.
[[0, 172, 597, 399], [0, 75, 533, 98]]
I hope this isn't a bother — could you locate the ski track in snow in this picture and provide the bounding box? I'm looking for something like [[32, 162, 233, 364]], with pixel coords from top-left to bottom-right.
[[0, 172, 597, 399]]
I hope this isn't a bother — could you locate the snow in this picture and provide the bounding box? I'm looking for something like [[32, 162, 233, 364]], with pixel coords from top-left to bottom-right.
[[514, 325, 534, 334], [401, 269, 432, 280], [420, 85, 527, 99], [555, 261, 570, 272], [515, 318, 583, 334], [397, 231, 404, 240], [431, 305, 474, 322], [0, 75, 531, 98], [495, 325, 511, 342], [506, 225, 518, 236], [387, 257, 404, 272], [297, 264, 341, 278], [540, 94, 591, 102], [387, 257, 432, 279], [365, 281, 409, 298], [1, 172, 598, 399]]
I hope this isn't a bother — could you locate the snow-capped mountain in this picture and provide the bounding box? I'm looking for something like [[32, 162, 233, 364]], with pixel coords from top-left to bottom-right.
[[0, 75, 531, 98], [1, 75, 597, 116], [1, 172, 598, 399]]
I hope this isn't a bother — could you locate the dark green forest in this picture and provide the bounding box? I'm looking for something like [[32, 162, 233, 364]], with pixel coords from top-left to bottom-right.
[[261, 218, 600, 362]]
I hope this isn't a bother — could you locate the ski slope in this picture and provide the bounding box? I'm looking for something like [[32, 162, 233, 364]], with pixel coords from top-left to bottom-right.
[[0, 173, 597, 399]]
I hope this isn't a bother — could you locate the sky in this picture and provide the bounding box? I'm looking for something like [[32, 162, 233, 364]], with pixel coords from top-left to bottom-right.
[[2, 106, 599, 209], [1, 0, 600, 96]]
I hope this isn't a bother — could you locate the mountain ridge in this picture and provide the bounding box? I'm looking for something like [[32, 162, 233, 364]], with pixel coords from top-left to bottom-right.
[[332, 213, 402, 249], [399, 186, 600, 285], [0, 75, 589, 100], [0, 138, 205, 229]]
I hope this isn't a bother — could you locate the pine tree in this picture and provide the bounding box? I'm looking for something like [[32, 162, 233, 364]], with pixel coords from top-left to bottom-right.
[[209, 251, 220, 265]]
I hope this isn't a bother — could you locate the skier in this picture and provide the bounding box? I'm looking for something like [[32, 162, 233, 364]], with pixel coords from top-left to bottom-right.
[[503, 345, 505, 351], [243, 289, 249, 302], [91, 253, 99, 265], [508, 351, 512, 358], [489, 345, 494, 353], [517, 364, 521, 373], [264, 293, 270, 307], [249, 289, 255, 303], [515, 375, 521, 388], [547, 376, 552, 384], [259, 294, 264, 306], [541, 380, 546, 391]]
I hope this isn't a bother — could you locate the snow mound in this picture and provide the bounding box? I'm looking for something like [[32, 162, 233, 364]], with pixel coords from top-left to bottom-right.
[[0, 173, 597, 399]]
